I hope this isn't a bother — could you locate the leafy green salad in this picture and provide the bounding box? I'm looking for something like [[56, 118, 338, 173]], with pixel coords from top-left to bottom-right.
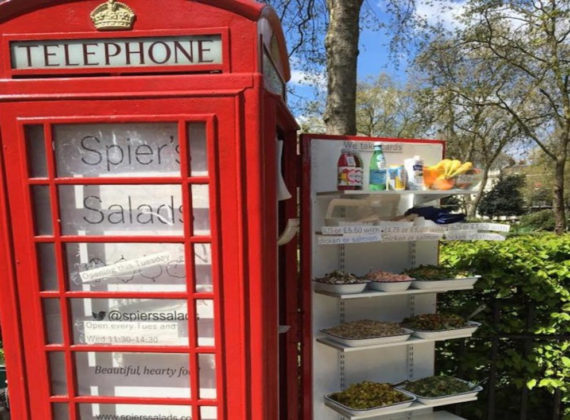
[[330, 381, 412, 409], [403, 265, 474, 280], [400, 376, 474, 397]]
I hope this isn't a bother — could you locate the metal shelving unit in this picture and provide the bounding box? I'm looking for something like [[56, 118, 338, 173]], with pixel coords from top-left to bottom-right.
[[308, 138, 480, 420], [324, 397, 478, 419], [316, 329, 478, 352], [313, 283, 476, 300]]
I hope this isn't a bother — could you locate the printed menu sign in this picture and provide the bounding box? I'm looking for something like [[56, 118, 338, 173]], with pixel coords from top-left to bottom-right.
[[59, 184, 185, 236], [71, 299, 190, 346], [54, 123, 180, 177], [75, 352, 192, 398], [41, 122, 216, 417]]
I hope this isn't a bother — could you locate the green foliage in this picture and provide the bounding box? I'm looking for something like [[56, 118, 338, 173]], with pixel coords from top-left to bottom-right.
[[479, 175, 527, 217], [356, 74, 425, 138], [516, 210, 558, 233], [438, 234, 569, 418]]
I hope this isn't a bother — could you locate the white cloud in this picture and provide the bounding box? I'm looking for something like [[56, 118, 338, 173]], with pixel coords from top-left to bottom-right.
[[289, 68, 327, 91], [415, 0, 468, 30], [290, 69, 311, 85]]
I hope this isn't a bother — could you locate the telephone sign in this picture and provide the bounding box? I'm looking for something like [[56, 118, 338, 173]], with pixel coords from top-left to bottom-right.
[[11, 36, 223, 70]]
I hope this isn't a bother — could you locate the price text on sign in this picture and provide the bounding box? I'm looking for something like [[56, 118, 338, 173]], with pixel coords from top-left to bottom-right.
[[317, 233, 383, 245]]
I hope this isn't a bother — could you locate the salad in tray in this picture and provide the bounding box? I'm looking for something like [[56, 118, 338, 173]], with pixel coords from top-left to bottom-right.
[[315, 270, 366, 285], [403, 265, 480, 290], [397, 375, 482, 404], [402, 313, 480, 339], [403, 313, 467, 331], [327, 381, 414, 411], [366, 270, 413, 283], [313, 270, 369, 294], [404, 265, 474, 280], [366, 269, 414, 292], [323, 320, 408, 339]]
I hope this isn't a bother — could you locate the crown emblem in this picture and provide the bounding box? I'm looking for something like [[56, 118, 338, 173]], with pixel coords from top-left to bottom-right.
[[91, 0, 135, 31]]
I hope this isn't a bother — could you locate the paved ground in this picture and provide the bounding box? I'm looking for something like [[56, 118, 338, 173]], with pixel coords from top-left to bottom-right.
[[0, 407, 8, 419]]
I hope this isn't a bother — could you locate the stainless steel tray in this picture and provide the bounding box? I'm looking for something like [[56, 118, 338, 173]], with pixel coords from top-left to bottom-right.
[[324, 389, 416, 416], [368, 280, 412, 292], [321, 328, 413, 347], [397, 378, 482, 406], [314, 281, 369, 294], [411, 276, 480, 290], [411, 321, 481, 339]]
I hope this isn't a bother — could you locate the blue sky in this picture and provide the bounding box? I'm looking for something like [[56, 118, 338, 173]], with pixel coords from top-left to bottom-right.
[[286, 0, 468, 117]]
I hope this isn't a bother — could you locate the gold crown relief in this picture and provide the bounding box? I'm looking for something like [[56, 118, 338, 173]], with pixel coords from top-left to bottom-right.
[[91, 0, 135, 31]]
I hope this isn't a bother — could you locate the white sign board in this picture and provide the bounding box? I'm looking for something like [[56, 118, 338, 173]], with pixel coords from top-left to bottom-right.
[[11, 35, 222, 70], [32, 121, 217, 417]]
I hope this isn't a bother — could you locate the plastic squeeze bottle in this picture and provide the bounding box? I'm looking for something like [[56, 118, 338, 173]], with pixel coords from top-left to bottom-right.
[[404, 155, 425, 190], [337, 148, 363, 190]]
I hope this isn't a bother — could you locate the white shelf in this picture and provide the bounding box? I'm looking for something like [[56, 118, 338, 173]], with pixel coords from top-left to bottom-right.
[[317, 328, 477, 352], [325, 397, 477, 419], [317, 189, 476, 198], [314, 284, 475, 300], [414, 412, 466, 420]]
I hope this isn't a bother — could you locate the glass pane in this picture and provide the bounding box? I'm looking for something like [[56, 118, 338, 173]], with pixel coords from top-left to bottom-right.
[[199, 354, 216, 399], [58, 185, 184, 236], [38, 243, 58, 291], [188, 123, 207, 176], [25, 125, 47, 178], [43, 299, 63, 344], [66, 243, 186, 292], [52, 403, 70, 420], [71, 298, 189, 346], [32, 186, 53, 235], [75, 352, 190, 398], [194, 243, 212, 292], [78, 404, 192, 419], [48, 352, 67, 395], [191, 184, 210, 235], [54, 123, 180, 177], [196, 300, 214, 347], [201, 406, 217, 420]]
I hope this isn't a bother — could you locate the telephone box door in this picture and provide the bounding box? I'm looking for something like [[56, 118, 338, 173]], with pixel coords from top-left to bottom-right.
[[0, 96, 245, 420]]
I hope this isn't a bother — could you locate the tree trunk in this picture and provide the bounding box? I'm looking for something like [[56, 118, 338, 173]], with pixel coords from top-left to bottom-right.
[[552, 156, 567, 234], [468, 166, 490, 218], [323, 0, 363, 135]]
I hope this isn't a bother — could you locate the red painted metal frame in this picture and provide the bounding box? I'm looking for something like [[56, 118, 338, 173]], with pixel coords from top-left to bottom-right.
[[0, 130, 31, 419], [0, 0, 264, 24], [255, 88, 300, 420], [0, 0, 290, 83], [0, 1, 297, 419], [1, 105, 231, 419], [2, 28, 231, 77], [299, 133, 446, 420], [267, 93, 301, 420]]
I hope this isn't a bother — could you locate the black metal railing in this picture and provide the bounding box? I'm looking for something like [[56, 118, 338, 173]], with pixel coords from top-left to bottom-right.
[[436, 299, 567, 420]]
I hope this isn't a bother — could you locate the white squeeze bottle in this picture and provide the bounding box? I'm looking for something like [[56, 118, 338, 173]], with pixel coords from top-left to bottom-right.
[[405, 156, 424, 190]]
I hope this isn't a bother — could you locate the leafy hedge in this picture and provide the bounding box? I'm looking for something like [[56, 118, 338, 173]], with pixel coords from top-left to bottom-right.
[[437, 234, 569, 419], [515, 209, 559, 233]]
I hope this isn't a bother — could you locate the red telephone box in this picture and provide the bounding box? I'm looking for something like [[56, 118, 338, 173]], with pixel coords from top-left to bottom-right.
[[0, 1, 300, 419]]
